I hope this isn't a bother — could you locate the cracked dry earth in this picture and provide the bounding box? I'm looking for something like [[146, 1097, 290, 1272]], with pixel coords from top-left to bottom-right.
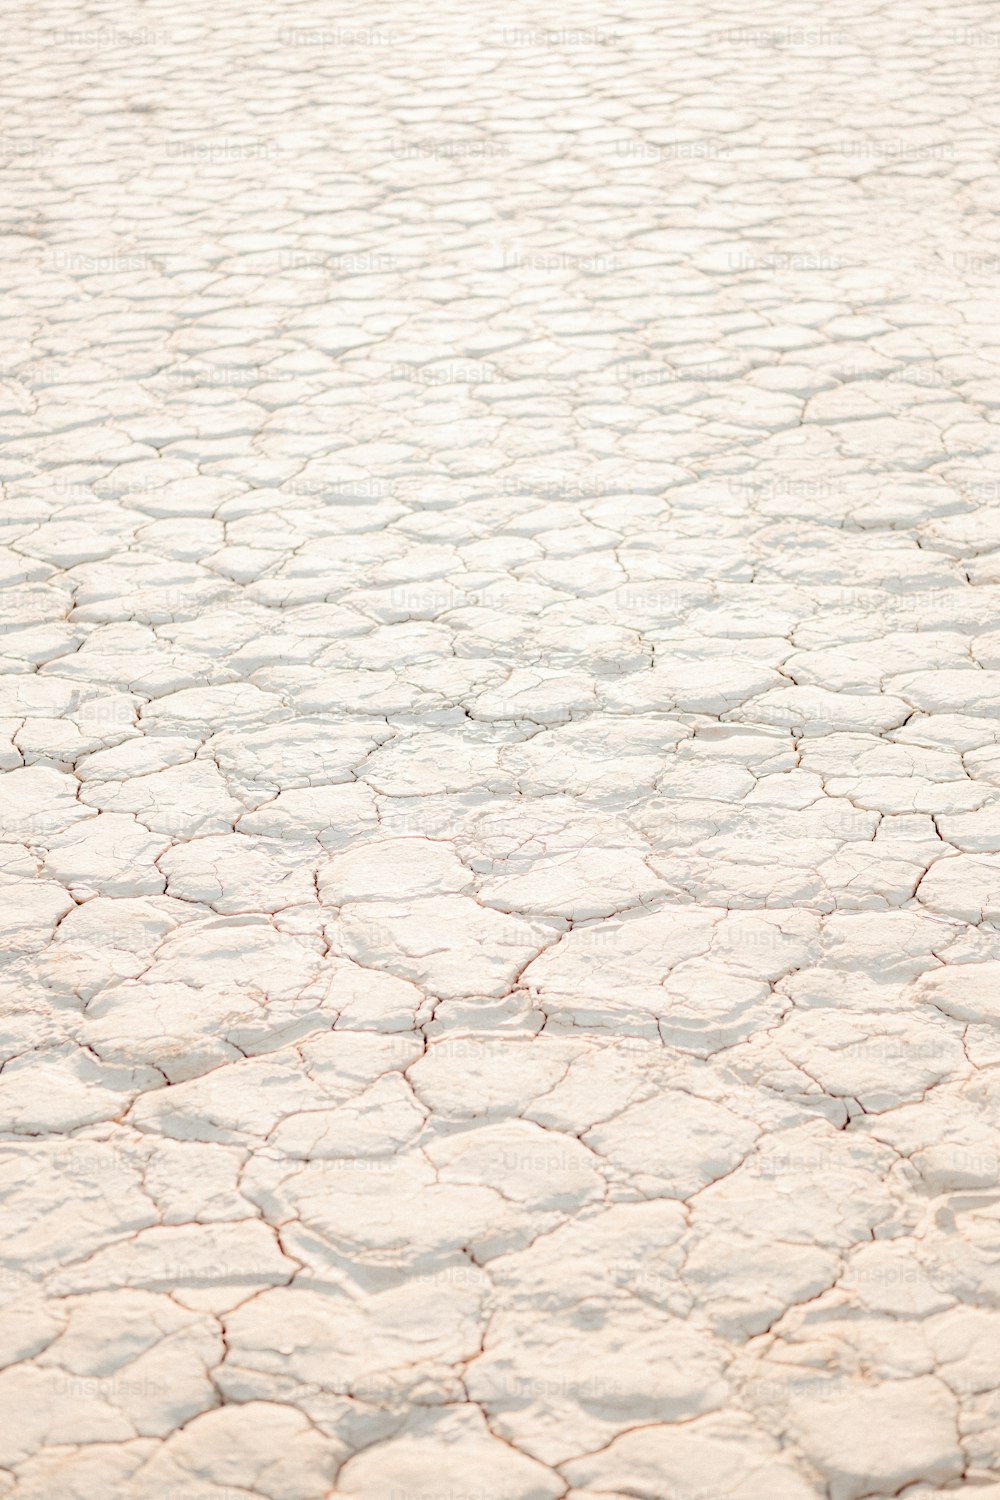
[[6, 3, 1000, 1500]]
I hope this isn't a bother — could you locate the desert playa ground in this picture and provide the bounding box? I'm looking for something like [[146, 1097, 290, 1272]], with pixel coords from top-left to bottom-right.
[[2, 2, 1000, 1497]]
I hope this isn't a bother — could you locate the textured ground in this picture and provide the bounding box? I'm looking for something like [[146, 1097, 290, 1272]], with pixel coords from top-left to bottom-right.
[[3, 1, 1000, 1497]]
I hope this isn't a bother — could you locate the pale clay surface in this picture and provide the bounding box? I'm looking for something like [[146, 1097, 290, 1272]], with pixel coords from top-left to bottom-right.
[[2, 1, 1000, 1496]]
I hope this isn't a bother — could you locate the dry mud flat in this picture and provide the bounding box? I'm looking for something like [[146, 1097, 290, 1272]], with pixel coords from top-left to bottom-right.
[[3, 1, 1000, 1497]]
